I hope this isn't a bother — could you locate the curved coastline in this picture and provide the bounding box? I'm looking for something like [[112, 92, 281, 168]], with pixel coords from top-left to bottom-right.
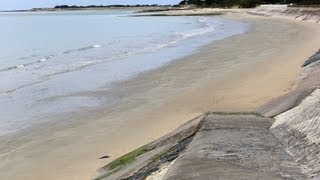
[[96, 8, 320, 180], [1, 8, 320, 180]]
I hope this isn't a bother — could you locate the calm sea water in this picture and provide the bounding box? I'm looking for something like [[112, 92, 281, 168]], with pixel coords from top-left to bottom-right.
[[0, 10, 248, 136]]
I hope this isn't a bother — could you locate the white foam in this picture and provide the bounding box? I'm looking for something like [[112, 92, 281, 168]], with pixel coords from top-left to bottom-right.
[[198, 17, 207, 23], [155, 18, 216, 50], [39, 58, 47, 62], [147, 20, 215, 52], [16, 64, 24, 68], [181, 18, 215, 38], [82, 60, 96, 65], [92, 44, 102, 48], [64, 60, 99, 73], [155, 26, 214, 49], [180, 26, 215, 39]]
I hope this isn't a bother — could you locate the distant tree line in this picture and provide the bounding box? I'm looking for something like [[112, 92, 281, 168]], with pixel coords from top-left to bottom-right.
[[54, 4, 170, 9], [179, 0, 320, 8]]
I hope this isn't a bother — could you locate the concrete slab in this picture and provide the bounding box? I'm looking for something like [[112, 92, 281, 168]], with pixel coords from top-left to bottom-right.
[[163, 114, 305, 180]]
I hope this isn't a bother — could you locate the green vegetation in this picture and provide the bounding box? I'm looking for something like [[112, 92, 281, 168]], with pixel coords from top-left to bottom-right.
[[54, 4, 170, 9], [103, 145, 153, 171], [151, 148, 172, 162], [179, 0, 320, 8]]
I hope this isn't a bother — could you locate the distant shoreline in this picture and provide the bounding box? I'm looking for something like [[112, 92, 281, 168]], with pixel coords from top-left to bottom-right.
[[2, 6, 320, 180], [0, 5, 191, 13]]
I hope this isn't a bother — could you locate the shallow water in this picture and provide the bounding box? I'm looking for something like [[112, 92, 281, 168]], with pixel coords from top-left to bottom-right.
[[0, 10, 248, 136]]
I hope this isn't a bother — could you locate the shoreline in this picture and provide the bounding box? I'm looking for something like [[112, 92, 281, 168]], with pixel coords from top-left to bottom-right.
[[0, 6, 186, 13], [1, 11, 320, 180], [98, 10, 320, 179]]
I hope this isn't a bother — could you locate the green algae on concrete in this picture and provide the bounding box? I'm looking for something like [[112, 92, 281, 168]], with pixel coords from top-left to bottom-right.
[[102, 145, 153, 171], [206, 111, 263, 117]]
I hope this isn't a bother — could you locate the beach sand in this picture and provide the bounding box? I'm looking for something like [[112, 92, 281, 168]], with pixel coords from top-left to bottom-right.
[[1, 13, 320, 180]]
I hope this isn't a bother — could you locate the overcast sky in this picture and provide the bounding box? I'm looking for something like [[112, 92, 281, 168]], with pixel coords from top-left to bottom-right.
[[0, 0, 181, 10]]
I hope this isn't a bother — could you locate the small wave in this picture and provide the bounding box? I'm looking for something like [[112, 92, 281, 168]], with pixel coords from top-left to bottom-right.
[[198, 17, 207, 23], [78, 44, 102, 51], [0, 44, 102, 72], [46, 60, 99, 78], [39, 58, 47, 62], [63, 50, 73, 54], [0, 56, 52, 72], [152, 26, 215, 50], [180, 26, 215, 39], [148, 18, 215, 51], [68, 60, 99, 71], [63, 44, 102, 54], [198, 17, 212, 27], [181, 17, 215, 38], [5, 81, 44, 94], [16, 64, 24, 68], [80, 60, 97, 66], [92, 44, 101, 48]]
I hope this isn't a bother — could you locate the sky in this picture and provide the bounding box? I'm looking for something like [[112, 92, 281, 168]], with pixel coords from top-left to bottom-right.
[[0, 0, 181, 10]]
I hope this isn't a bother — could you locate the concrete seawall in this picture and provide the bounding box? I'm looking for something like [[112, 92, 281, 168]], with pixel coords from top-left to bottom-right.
[[96, 7, 320, 180], [248, 5, 320, 24], [96, 50, 320, 180], [96, 48, 320, 178], [271, 89, 320, 178], [259, 49, 320, 178], [96, 113, 308, 179]]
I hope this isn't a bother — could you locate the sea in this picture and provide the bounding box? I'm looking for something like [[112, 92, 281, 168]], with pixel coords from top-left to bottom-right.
[[0, 10, 248, 136]]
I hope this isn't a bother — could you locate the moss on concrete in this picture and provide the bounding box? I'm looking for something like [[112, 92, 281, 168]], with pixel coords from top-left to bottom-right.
[[103, 145, 153, 171], [206, 111, 262, 117]]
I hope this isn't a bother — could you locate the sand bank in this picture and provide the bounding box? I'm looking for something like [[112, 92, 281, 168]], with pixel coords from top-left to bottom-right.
[[1, 12, 320, 180]]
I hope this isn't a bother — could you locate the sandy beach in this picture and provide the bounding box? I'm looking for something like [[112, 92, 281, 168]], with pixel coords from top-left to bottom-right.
[[1, 11, 320, 180]]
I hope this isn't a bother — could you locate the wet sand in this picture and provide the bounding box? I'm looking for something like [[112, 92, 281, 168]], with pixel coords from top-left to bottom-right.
[[1, 14, 320, 180]]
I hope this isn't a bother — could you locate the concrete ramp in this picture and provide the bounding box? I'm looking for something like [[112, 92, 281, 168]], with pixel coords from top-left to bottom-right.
[[96, 113, 307, 180], [163, 114, 305, 180], [97, 48, 320, 179]]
